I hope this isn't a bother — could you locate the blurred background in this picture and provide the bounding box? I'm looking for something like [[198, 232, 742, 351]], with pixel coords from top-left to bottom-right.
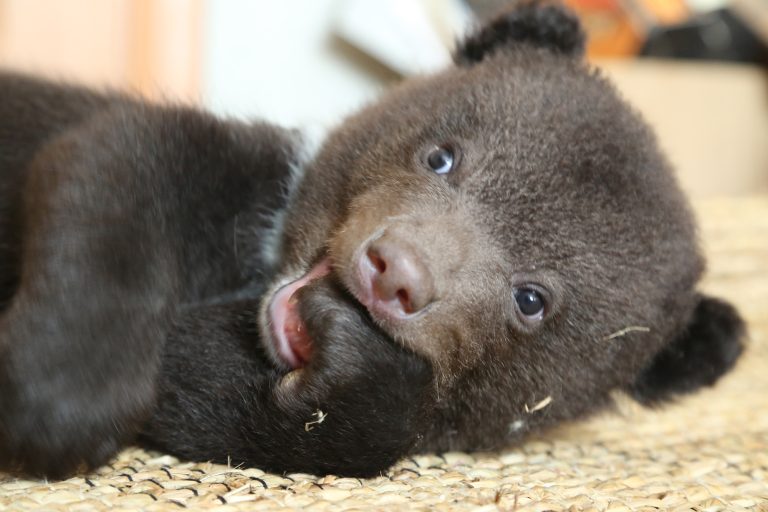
[[0, 0, 765, 198]]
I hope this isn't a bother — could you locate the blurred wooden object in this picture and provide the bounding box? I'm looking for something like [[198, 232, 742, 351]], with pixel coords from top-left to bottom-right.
[[732, 0, 768, 45], [599, 58, 768, 198], [0, 0, 202, 102]]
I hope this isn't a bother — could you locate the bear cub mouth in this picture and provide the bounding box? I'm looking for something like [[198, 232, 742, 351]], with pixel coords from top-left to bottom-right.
[[268, 258, 332, 368]]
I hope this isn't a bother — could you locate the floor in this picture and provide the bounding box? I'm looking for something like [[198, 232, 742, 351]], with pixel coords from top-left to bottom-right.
[[1, 196, 766, 511]]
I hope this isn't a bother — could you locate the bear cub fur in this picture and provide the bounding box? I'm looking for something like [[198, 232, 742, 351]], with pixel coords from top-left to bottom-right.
[[0, 1, 745, 478]]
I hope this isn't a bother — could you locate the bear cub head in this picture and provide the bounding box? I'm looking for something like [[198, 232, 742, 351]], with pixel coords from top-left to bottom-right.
[[259, 1, 745, 452]]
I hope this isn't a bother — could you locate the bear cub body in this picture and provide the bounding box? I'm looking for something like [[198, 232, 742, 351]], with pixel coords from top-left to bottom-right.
[[0, 2, 744, 478]]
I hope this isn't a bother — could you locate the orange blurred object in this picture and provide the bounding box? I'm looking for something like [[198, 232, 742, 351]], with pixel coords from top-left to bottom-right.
[[564, 0, 689, 57], [643, 0, 690, 24]]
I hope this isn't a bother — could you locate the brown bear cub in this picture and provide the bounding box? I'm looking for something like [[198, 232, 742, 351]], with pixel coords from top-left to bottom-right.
[[0, 2, 745, 478]]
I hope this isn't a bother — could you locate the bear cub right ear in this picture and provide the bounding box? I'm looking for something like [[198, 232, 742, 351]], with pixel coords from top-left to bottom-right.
[[627, 295, 747, 405], [455, 0, 586, 65]]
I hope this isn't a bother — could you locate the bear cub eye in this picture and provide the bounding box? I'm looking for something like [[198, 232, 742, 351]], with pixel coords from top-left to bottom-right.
[[513, 287, 546, 321], [425, 145, 456, 175]]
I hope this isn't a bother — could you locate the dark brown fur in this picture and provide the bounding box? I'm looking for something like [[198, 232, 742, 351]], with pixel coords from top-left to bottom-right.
[[0, 1, 745, 478]]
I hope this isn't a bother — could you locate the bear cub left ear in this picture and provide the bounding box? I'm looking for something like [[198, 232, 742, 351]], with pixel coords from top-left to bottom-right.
[[455, 0, 586, 65], [628, 295, 746, 405]]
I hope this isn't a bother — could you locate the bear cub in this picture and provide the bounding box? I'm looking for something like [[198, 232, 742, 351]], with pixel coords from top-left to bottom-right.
[[0, 1, 745, 478]]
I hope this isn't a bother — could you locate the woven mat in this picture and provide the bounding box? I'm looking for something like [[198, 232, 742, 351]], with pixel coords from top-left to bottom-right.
[[2, 197, 767, 511]]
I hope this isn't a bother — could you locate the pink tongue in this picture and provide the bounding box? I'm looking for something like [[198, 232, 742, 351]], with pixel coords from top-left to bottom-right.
[[284, 292, 313, 364], [270, 258, 332, 368]]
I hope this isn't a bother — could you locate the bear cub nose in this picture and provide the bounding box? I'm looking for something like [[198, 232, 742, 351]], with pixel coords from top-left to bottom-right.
[[362, 234, 435, 318]]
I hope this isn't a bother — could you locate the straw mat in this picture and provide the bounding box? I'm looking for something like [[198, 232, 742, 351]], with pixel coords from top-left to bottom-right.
[[1, 196, 766, 511]]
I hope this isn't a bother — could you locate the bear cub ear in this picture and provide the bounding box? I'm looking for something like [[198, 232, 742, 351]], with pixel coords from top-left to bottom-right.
[[455, 0, 586, 65], [628, 295, 746, 405]]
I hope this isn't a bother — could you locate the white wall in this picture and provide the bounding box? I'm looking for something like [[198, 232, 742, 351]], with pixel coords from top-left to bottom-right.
[[202, 0, 390, 129]]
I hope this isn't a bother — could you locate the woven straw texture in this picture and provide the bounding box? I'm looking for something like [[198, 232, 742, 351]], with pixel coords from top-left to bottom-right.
[[1, 197, 766, 511]]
